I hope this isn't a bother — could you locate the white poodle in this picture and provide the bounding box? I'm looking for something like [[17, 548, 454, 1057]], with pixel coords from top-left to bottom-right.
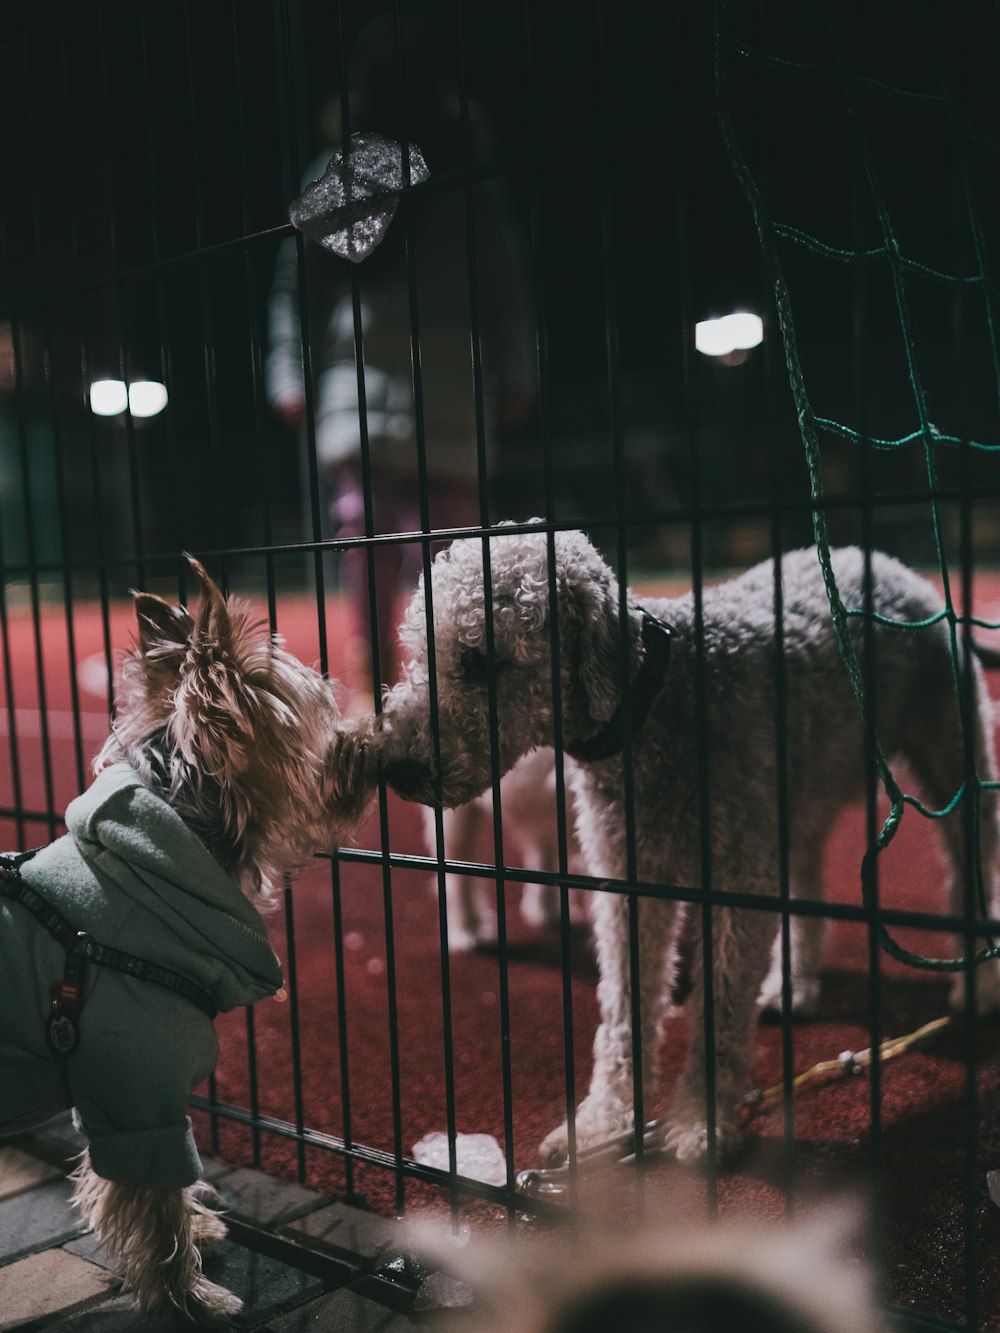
[[378, 527, 1000, 1165]]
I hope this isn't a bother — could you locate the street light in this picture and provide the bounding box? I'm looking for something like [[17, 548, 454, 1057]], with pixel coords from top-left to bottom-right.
[[128, 381, 168, 418], [88, 379, 169, 418], [89, 379, 129, 416], [694, 312, 763, 363]]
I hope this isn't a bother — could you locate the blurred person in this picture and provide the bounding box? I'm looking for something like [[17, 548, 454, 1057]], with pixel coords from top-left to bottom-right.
[[267, 10, 536, 690]]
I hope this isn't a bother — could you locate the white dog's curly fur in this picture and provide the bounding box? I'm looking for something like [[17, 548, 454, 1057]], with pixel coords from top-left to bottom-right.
[[378, 526, 1000, 1167]]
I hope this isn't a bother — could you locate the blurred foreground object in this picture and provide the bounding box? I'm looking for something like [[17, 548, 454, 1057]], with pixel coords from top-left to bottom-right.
[[410, 1205, 885, 1333]]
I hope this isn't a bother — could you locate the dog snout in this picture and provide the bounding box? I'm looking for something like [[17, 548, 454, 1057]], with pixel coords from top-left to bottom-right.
[[381, 754, 435, 799]]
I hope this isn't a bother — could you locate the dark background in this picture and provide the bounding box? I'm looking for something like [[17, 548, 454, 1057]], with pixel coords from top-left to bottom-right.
[[0, 0, 997, 590]]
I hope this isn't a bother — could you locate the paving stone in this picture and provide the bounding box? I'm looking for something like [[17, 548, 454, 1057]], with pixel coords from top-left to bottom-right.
[[207, 1165, 328, 1230], [0, 1247, 116, 1329], [281, 1203, 402, 1266], [62, 1228, 111, 1271], [0, 1179, 84, 1267], [43, 1295, 166, 1332], [200, 1238, 323, 1329], [21, 1113, 87, 1168], [199, 1155, 239, 1186], [49, 1246, 322, 1331], [0, 1147, 63, 1201], [268, 1286, 428, 1332]]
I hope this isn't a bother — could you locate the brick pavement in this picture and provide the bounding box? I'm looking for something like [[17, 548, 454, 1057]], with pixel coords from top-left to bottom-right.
[[0, 1118, 471, 1332]]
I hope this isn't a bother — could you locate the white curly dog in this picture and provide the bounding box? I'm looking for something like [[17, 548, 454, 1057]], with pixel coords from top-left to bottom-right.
[[378, 526, 1000, 1166]]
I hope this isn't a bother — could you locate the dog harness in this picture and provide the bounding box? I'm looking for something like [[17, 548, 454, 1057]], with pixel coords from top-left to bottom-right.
[[565, 608, 673, 763], [0, 848, 217, 1061]]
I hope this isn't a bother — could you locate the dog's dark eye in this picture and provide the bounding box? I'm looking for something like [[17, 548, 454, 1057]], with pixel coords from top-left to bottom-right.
[[458, 646, 499, 683]]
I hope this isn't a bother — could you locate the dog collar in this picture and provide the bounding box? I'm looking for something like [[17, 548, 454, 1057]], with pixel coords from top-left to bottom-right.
[[565, 609, 672, 763]]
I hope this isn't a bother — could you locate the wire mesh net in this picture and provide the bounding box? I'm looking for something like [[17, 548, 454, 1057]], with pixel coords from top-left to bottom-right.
[[715, 0, 1000, 971]]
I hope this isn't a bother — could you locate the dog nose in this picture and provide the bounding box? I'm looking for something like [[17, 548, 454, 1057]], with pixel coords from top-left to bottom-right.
[[381, 756, 432, 797]]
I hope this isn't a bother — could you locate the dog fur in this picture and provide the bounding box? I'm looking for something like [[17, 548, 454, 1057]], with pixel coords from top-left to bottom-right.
[[422, 747, 585, 951], [409, 1203, 885, 1333], [4, 560, 373, 1322], [377, 527, 1000, 1166]]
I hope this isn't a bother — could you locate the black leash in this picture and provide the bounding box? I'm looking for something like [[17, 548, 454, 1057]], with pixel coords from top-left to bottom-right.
[[0, 850, 217, 1060]]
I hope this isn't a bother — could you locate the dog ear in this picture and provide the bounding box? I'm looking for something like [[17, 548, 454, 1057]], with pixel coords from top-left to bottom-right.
[[133, 592, 194, 655], [562, 548, 641, 725], [186, 556, 230, 640], [575, 596, 624, 723], [172, 558, 274, 780]]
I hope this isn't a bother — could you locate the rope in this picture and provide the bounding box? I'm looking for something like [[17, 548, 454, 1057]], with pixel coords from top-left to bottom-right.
[[714, 0, 1000, 972], [743, 1016, 951, 1116]]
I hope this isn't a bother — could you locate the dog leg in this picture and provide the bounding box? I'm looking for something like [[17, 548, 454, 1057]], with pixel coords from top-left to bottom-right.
[[665, 906, 775, 1165], [519, 880, 561, 930], [758, 850, 827, 1019], [539, 891, 677, 1162], [943, 780, 1000, 1015], [905, 667, 1000, 1015], [517, 834, 587, 931], [517, 823, 564, 930], [71, 1154, 240, 1323], [425, 801, 499, 952]]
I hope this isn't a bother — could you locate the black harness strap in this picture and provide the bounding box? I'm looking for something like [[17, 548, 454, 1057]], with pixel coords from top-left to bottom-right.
[[0, 851, 218, 1029], [566, 608, 673, 763]]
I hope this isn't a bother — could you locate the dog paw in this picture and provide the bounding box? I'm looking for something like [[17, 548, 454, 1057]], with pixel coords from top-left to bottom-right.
[[192, 1209, 228, 1255], [519, 884, 561, 929], [446, 923, 480, 952], [447, 915, 498, 953], [141, 1272, 242, 1325], [186, 1182, 228, 1255], [183, 1275, 243, 1324], [661, 1116, 739, 1167], [539, 1101, 632, 1164], [758, 972, 821, 1019]]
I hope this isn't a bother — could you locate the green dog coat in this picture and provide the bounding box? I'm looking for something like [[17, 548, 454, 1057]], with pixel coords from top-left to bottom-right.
[[0, 763, 283, 1188]]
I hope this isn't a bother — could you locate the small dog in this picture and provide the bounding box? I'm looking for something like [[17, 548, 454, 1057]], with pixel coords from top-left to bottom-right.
[[0, 560, 373, 1322], [422, 747, 586, 952], [377, 527, 1000, 1167]]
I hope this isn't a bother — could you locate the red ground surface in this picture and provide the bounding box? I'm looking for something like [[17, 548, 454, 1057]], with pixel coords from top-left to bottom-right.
[[4, 579, 1000, 1326]]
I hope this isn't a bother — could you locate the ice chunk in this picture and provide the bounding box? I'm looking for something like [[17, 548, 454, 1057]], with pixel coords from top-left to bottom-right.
[[289, 131, 430, 263], [414, 1269, 476, 1311], [411, 1131, 508, 1186]]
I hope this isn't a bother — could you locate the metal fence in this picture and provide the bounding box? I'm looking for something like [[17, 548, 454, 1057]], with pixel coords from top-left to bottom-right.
[[2, 1, 999, 1329]]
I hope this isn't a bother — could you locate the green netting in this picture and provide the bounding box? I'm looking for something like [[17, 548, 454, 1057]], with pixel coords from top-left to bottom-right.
[[714, 0, 1000, 971]]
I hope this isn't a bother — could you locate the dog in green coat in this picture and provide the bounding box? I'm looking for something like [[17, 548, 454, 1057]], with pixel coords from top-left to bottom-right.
[[0, 561, 374, 1322]]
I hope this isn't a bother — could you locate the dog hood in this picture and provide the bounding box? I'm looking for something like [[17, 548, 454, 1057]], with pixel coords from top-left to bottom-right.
[[46, 762, 283, 1011]]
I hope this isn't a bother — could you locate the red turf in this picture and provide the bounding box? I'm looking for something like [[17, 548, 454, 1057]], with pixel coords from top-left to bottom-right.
[[4, 588, 1000, 1326]]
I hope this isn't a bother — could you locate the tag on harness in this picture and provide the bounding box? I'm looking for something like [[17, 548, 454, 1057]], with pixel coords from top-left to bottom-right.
[[46, 933, 90, 1061], [46, 1009, 79, 1058]]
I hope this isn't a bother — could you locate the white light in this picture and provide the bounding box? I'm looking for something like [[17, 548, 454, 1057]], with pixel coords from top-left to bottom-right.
[[695, 312, 764, 358], [128, 380, 168, 418], [89, 379, 128, 416]]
